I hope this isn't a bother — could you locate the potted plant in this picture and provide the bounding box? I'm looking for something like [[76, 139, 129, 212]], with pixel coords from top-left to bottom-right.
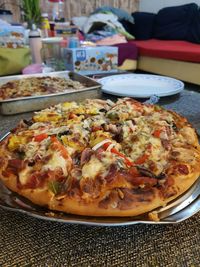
[[21, 0, 42, 29]]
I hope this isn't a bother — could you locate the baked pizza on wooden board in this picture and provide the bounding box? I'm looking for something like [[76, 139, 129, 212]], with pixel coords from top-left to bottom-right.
[[0, 98, 199, 219]]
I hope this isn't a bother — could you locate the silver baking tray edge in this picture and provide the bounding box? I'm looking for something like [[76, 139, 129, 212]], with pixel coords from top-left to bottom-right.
[[0, 71, 101, 115]]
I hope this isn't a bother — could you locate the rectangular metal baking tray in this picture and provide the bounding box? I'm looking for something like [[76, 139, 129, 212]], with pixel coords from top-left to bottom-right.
[[0, 71, 101, 115]]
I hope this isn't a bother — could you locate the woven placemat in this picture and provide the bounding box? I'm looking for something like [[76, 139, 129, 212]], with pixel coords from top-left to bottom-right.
[[0, 84, 200, 267], [0, 208, 200, 267]]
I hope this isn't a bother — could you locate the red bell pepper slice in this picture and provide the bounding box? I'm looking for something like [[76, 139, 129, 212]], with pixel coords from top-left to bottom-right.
[[103, 142, 134, 167], [134, 154, 149, 165], [34, 133, 48, 142], [50, 136, 70, 159]]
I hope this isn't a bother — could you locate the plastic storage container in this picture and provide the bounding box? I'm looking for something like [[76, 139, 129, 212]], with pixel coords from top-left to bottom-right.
[[41, 37, 65, 70], [47, 0, 65, 21], [29, 25, 42, 64]]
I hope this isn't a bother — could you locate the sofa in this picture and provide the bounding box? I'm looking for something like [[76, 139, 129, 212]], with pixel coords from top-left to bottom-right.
[[127, 3, 200, 85]]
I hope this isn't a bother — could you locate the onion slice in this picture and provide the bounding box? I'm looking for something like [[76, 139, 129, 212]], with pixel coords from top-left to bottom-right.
[[92, 139, 112, 151]]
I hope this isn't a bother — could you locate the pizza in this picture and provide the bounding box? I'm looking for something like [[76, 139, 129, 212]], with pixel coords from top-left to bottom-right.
[[0, 76, 85, 100], [0, 98, 199, 219]]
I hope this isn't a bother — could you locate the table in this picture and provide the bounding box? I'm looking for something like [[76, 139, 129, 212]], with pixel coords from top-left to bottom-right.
[[0, 83, 200, 267]]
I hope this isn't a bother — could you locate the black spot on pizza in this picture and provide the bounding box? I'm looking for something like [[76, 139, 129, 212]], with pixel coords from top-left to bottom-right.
[[58, 130, 71, 138], [172, 122, 178, 131], [72, 153, 81, 165], [99, 108, 107, 113], [27, 160, 35, 167], [137, 166, 166, 180]]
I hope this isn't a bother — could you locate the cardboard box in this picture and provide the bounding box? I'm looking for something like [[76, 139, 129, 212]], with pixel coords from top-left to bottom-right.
[[64, 46, 118, 73], [0, 25, 25, 48]]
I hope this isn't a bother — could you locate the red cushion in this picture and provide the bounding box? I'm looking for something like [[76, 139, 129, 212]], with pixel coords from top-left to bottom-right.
[[130, 39, 200, 63]]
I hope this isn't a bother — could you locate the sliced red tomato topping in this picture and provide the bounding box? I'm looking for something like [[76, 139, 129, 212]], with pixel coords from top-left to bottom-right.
[[102, 142, 134, 167], [34, 133, 48, 142], [153, 129, 162, 138], [102, 142, 111, 150]]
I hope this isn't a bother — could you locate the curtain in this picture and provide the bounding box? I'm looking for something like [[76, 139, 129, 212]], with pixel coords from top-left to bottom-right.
[[0, 0, 139, 22]]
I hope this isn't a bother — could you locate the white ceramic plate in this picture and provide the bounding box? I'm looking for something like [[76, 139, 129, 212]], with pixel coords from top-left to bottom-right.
[[99, 74, 184, 98]]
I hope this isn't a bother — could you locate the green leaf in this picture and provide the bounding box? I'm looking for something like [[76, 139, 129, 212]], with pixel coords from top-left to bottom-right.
[[107, 112, 118, 120], [48, 181, 61, 195]]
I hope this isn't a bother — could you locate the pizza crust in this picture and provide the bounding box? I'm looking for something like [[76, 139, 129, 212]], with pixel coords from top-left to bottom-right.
[[1, 159, 199, 217], [0, 172, 164, 216]]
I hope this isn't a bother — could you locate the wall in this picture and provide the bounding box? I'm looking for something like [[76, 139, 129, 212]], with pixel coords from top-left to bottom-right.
[[139, 0, 200, 13], [0, 0, 139, 23]]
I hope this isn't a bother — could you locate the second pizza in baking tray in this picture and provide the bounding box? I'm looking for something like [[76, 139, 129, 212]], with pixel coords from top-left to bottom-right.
[[0, 71, 101, 115]]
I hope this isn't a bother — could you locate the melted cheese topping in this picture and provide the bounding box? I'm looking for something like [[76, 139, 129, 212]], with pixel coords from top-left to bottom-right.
[[7, 97, 198, 190], [19, 166, 32, 185], [82, 157, 104, 179], [82, 152, 115, 180], [43, 151, 69, 176], [24, 138, 51, 161]]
